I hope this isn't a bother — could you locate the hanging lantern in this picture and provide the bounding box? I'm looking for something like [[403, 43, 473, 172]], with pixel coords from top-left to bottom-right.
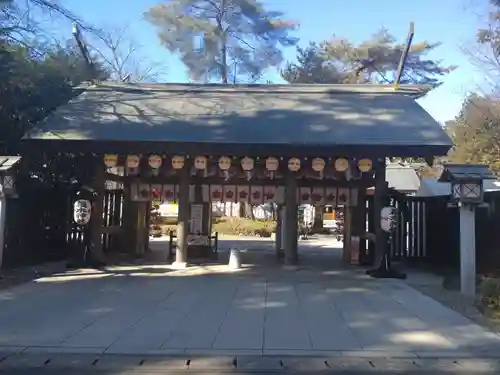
[[73, 199, 91, 226], [103, 154, 118, 168], [194, 156, 207, 170], [288, 157, 301, 172], [171, 155, 185, 170], [126, 155, 140, 169], [312, 158, 325, 178], [148, 154, 163, 169], [241, 157, 254, 181], [266, 157, 279, 179], [219, 156, 232, 180], [358, 158, 373, 172], [334, 158, 349, 172], [194, 155, 208, 177]]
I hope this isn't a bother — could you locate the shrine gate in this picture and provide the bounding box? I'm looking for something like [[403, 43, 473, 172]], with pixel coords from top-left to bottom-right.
[[21, 83, 452, 269]]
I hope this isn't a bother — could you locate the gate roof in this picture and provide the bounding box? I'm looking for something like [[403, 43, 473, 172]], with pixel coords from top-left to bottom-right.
[[23, 82, 452, 157]]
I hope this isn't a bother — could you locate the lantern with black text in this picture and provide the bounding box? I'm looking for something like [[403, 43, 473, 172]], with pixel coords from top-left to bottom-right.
[[219, 156, 232, 180], [73, 199, 92, 226], [265, 157, 279, 179], [194, 156, 208, 177], [103, 154, 118, 168], [311, 158, 325, 179], [171, 155, 185, 170], [241, 157, 254, 180], [148, 155, 162, 176], [288, 157, 301, 172]]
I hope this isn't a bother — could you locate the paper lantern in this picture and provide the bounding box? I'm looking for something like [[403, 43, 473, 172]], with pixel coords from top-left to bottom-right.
[[218, 156, 232, 170], [148, 154, 163, 169], [288, 157, 301, 172], [73, 199, 91, 225], [126, 155, 140, 169], [103, 154, 118, 168], [171, 155, 185, 169], [194, 156, 207, 170], [358, 158, 372, 172], [312, 158, 325, 172], [265, 157, 279, 171], [334, 158, 349, 172], [241, 157, 254, 171]]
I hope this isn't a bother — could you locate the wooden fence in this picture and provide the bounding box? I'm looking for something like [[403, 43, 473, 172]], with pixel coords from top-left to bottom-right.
[[358, 191, 500, 274], [3, 187, 124, 268]]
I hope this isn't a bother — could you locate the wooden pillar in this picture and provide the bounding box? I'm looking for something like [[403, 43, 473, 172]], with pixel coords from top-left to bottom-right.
[[351, 188, 367, 265], [89, 164, 105, 263], [0, 192, 6, 270], [174, 163, 190, 267], [342, 205, 352, 263], [374, 161, 389, 265], [275, 204, 284, 258], [284, 172, 298, 265]]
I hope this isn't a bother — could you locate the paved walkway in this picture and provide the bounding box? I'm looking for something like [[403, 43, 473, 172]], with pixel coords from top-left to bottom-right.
[[0, 242, 499, 359]]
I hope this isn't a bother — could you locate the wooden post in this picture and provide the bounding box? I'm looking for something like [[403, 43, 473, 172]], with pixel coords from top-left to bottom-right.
[[0, 192, 7, 269], [89, 164, 105, 263], [351, 188, 367, 265], [174, 163, 189, 268], [342, 205, 352, 263], [374, 161, 389, 266], [275, 204, 283, 258], [459, 203, 476, 297], [284, 172, 298, 265]]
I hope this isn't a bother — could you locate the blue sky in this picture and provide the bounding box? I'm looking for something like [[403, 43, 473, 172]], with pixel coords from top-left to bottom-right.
[[56, 0, 488, 123]]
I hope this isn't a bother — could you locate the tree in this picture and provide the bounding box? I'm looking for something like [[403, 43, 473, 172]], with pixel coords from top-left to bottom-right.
[[145, 0, 298, 83], [283, 28, 456, 88], [87, 25, 166, 82], [0, 39, 108, 144], [281, 42, 349, 84], [447, 94, 500, 174], [475, 0, 500, 90]]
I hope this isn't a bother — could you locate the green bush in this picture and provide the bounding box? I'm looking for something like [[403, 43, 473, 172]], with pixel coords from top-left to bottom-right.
[[159, 217, 276, 237], [479, 277, 500, 311]]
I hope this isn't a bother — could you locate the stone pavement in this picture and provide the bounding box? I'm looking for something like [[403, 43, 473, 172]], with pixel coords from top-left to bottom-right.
[[0, 252, 500, 360]]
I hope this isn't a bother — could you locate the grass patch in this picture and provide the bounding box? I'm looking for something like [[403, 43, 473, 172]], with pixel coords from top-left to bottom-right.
[[478, 277, 500, 322], [159, 217, 276, 237]]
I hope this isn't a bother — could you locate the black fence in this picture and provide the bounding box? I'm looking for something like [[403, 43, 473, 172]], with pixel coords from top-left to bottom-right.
[[358, 191, 500, 274], [3, 187, 124, 268]]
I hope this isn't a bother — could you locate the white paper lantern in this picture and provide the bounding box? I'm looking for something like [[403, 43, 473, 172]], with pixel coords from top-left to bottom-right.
[[103, 154, 118, 168], [288, 157, 301, 172], [218, 156, 232, 170], [194, 156, 207, 170], [73, 199, 91, 225], [265, 157, 279, 171], [148, 154, 163, 169], [358, 158, 372, 172], [171, 155, 185, 169], [126, 155, 140, 169], [241, 157, 254, 171], [312, 158, 325, 172], [334, 158, 349, 172]]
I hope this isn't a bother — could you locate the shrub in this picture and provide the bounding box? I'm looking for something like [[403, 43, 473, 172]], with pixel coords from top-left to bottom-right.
[[159, 217, 276, 237], [479, 277, 500, 311]]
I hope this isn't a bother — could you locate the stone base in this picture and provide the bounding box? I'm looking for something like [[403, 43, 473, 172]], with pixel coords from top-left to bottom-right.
[[171, 261, 188, 269]]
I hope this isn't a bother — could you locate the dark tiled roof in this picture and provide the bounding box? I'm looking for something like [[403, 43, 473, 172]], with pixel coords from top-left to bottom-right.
[[24, 82, 452, 153], [0, 156, 21, 172], [439, 164, 496, 182]]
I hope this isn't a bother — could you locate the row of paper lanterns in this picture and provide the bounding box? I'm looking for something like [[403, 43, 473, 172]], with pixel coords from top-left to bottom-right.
[[103, 154, 374, 173]]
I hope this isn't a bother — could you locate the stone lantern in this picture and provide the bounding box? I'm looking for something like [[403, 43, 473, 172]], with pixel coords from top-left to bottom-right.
[[439, 164, 496, 297]]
